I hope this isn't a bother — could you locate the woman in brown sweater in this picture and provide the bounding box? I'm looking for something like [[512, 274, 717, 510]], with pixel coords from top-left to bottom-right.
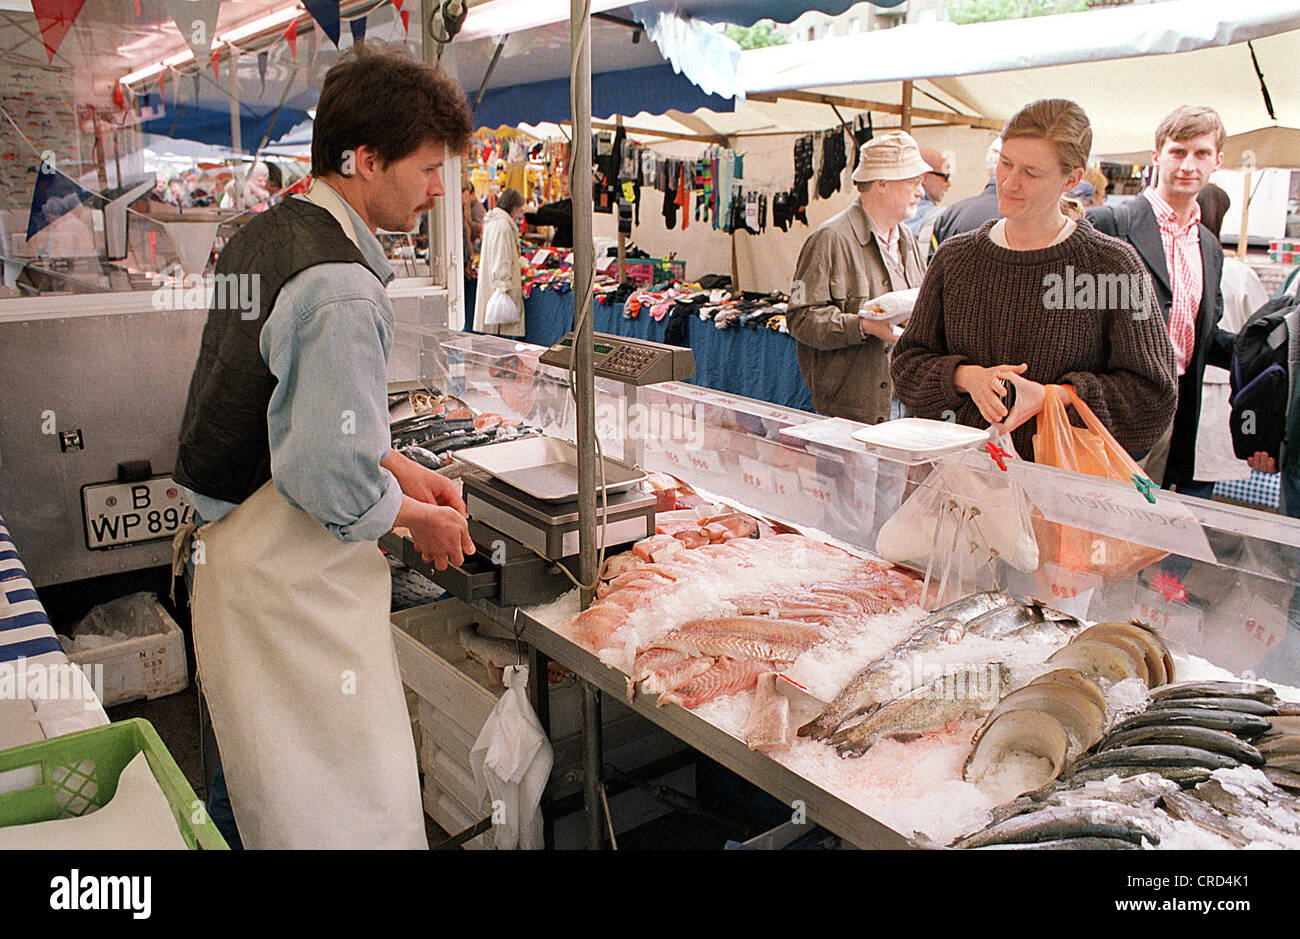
[[891, 100, 1177, 460]]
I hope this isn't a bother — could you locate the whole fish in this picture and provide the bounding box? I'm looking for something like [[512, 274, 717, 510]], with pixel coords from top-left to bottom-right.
[[1108, 707, 1272, 739], [1262, 767, 1300, 793], [1151, 680, 1277, 704], [1160, 790, 1251, 847], [951, 805, 1160, 849], [919, 590, 1015, 628], [968, 837, 1140, 850], [964, 601, 1084, 642], [1096, 725, 1265, 767], [829, 664, 1008, 758], [1150, 696, 1277, 716], [1060, 765, 1213, 789], [1069, 744, 1242, 775], [797, 616, 968, 739]]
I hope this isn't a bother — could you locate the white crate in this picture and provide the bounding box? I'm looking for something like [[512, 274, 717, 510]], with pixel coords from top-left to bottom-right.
[[66, 600, 188, 707]]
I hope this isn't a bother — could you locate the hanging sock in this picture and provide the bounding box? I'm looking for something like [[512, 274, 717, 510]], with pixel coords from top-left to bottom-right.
[[662, 160, 678, 230], [676, 164, 691, 231]]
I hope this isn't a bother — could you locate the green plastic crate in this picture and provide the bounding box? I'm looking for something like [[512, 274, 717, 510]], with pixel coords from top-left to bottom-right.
[[0, 718, 227, 849]]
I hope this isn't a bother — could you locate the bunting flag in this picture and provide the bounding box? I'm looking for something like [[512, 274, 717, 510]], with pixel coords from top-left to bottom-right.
[[112, 81, 126, 111], [27, 163, 99, 240], [31, 0, 87, 63], [392, 0, 403, 11], [134, 0, 141, 15], [304, 0, 341, 48], [162, 220, 220, 274], [257, 50, 268, 95], [210, 46, 221, 80], [284, 19, 297, 59], [157, 69, 166, 109], [192, 70, 201, 103], [400, 9, 409, 33], [349, 15, 366, 44], [163, 0, 221, 67]]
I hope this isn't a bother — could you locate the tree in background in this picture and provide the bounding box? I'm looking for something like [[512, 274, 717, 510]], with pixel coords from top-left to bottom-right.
[[947, 0, 1091, 25], [723, 21, 790, 49]]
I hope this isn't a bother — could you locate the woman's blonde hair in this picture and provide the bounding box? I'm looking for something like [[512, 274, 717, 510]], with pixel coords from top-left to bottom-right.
[[1001, 99, 1092, 175]]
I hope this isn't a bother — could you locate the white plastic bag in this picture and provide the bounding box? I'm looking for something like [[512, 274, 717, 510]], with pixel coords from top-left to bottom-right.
[[858, 287, 920, 325], [485, 289, 520, 326], [469, 665, 553, 850]]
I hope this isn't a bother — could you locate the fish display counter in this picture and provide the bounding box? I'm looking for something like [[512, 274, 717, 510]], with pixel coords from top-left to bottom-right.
[[390, 327, 1300, 849]]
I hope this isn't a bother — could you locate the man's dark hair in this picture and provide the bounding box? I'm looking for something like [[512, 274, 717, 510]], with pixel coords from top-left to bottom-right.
[[497, 187, 525, 215], [312, 41, 472, 176], [1196, 182, 1232, 240]]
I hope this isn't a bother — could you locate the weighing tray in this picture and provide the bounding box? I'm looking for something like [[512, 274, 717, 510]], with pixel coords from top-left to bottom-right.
[[454, 436, 645, 503]]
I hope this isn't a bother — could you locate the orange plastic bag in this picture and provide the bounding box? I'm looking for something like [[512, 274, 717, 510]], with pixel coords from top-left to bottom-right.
[[1031, 385, 1168, 583]]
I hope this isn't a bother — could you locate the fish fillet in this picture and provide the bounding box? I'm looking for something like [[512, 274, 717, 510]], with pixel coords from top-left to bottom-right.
[[743, 672, 792, 751], [657, 656, 772, 709], [653, 616, 824, 663]]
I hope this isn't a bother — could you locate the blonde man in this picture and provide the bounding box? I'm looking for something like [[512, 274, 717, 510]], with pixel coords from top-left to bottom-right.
[[1088, 105, 1233, 498]]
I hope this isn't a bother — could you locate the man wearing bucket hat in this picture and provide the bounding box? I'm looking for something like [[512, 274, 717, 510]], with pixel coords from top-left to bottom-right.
[[787, 131, 928, 424]]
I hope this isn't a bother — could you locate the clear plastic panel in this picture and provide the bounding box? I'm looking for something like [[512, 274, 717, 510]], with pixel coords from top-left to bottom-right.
[[411, 328, 1300, 687]]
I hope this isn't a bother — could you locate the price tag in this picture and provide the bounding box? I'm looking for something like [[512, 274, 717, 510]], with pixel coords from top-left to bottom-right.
[[661, 448, 685, 468], [796, 467, 837, 505], [1240, 595, 1287, 654], [1040, 562, 1103, 602], [685, 449, 724, 476], [737, 455, 772, 495], [1134, 585, 1204, 648], [770, 468, 799, 500]]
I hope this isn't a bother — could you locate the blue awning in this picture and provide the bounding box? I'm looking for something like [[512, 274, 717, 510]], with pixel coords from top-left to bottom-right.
[[625, 0, 902, 26], [473, 62, 735, 130], [142, 101, 312, 154]]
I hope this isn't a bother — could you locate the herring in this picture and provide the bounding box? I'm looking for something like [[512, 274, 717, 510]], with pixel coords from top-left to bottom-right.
[[951, 804, 1160, 848]]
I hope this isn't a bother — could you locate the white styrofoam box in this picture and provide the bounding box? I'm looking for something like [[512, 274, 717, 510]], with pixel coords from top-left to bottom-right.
[[66, 601, 188, 707], [422, 781, 492, 850], [427, 743, 487, 814], [417, 697, 476, 769]]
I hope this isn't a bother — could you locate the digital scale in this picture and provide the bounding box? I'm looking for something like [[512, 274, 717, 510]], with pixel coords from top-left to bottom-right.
[[540, 332, 696, 385]]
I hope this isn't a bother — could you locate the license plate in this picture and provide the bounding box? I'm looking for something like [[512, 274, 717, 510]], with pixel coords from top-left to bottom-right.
[[81, 476, 193, 550]]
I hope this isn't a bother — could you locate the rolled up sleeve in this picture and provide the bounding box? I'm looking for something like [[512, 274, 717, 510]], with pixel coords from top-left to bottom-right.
[[261, 265, 401, 542]]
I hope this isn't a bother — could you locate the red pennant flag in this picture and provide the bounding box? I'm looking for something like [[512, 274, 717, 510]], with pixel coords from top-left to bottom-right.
[[32, 0, 87, 62], [400, 9, 409, 33], [158, 69, 165, 108], [112, 81, 126, 111], [210, 47, 221, 80], [392, 0, 403, 11], [134, 0, 141, 16], [285, 20, 297, 59]]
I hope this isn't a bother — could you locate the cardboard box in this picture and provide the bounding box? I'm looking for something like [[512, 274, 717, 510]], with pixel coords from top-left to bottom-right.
[[66, 601, 188, 707]]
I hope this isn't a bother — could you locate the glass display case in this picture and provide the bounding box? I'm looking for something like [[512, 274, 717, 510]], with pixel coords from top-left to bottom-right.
[[409, 327, 1300, 689]]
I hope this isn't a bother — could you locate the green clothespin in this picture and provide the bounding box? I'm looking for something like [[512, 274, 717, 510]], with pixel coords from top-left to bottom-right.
[[1132, 473, 1157, 504]]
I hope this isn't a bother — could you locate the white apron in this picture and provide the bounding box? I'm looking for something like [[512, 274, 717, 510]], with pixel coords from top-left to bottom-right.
[[191, 481, 427, 849]]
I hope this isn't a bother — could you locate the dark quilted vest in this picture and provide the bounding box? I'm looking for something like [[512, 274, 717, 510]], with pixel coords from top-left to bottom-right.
[[174, 198, 379, 505]]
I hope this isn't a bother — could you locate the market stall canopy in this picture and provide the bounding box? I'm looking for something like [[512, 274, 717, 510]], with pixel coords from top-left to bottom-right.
[[735, 0, 1300, 154]]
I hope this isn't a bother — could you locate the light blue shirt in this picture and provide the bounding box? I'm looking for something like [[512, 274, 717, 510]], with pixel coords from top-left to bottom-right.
[[904, 194, 940, 238], [180, 182, 402, 542]]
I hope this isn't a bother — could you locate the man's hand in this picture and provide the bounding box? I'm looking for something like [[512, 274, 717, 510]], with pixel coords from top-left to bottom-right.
[[954, 363, 1028, 425], [859, 315, 896, 344], [394, 497, 475, 571], [382, 449, 467, 514], [1248, 451, 1278, 474]]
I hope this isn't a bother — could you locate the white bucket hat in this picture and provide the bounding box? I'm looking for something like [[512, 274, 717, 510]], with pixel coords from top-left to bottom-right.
[[851, 131, 931, 183]]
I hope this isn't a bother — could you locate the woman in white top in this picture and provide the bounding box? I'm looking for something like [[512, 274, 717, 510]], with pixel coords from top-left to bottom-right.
[[474, 187, 526, 337], [1192, 183, 1270, 483]]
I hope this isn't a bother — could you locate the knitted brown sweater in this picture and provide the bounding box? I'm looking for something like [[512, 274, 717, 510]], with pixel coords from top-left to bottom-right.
[[891, 218, 1177, 460]]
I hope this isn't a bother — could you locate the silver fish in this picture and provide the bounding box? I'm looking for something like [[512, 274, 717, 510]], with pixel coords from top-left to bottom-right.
[[797, 616, 969, 739], [1096, 725, 1265, 767], [1110, 708, 1272, 738], [951, 805, 1160, 849], [829, 664, 1009, 758], [1150, 696, 1276, 716], [968, 837, 1140, 850], [1151, 680, 1277, 704], [919, 591, 1016, 628], [964, 601, 1084, 642], [1160, 790, 1251, 847], [1069, 744, 1242, 775]]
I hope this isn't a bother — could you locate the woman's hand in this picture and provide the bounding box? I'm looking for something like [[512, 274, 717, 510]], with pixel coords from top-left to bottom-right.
[[954, 363, 1028, 425], [999, 373, 1047, 433]]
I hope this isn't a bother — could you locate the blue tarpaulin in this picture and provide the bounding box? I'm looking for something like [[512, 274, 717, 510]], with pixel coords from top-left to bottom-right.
[[142, 103, 312, 154], [473, 63, 735, 130]]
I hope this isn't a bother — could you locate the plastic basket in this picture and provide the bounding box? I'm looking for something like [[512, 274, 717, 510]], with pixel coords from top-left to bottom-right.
[[624, 257, 685, 286], [0, 718, 227, 849]]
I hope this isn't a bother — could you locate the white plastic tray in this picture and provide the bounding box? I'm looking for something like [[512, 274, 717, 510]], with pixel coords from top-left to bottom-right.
[[850, 418, 990, 460]]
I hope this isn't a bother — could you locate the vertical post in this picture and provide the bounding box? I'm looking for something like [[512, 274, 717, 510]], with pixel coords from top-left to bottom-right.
[[424, 0, 456, 320], [571, 0, 604, 851], [228, 47, 242, 155], [900, 80, 913, 135], [616, 115, 627, 284], [1237, 151, 1254, 260], [528, 646, 555, 849]]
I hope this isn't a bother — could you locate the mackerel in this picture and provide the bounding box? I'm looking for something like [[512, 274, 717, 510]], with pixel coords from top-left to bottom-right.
[[951, 805, 1160, 848], [1096, 725, 1265, 767]]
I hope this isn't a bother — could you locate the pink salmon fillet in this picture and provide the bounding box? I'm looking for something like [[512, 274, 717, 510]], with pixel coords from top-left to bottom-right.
[[657, 656, 772, 709]]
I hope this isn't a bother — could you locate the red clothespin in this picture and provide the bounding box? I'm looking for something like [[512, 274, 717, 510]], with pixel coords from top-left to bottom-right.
[[986, 440, 1009, 472]]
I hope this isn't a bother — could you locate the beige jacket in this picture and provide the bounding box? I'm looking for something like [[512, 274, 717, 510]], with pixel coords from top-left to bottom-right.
[[786, 199, 925, 424]]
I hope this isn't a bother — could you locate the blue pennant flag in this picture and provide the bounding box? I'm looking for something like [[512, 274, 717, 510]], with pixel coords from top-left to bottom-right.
[[349, 15, 366, 44], [304, 0, 341, 48], [27, 162, 99, 240]]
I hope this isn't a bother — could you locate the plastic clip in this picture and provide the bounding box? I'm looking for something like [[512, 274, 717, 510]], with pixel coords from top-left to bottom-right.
[[985, 441, 1009, 472], [1132, 473, 1157, 504]]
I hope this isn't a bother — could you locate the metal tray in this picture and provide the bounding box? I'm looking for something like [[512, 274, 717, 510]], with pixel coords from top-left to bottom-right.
[[453, 436, 646, 503]]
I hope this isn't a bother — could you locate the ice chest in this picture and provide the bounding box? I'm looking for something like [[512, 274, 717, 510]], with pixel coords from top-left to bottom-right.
[[66, 599, 188, 707]]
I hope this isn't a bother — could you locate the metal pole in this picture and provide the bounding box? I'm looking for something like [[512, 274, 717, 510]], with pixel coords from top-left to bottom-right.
[[571, 0, 603, 851]]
